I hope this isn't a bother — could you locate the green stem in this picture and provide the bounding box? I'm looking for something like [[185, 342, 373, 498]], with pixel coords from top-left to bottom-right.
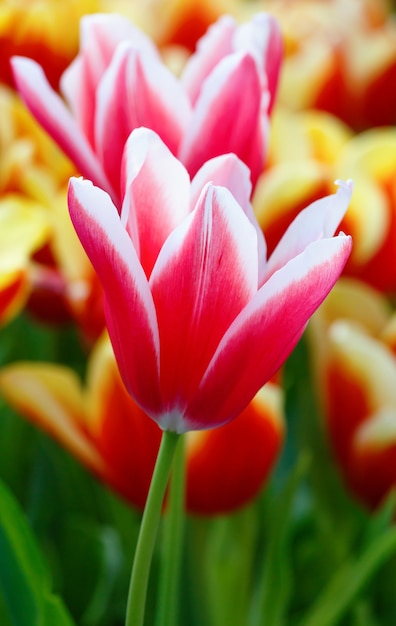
[[125, 430, 180, 626], [155, 435, 186, 626]]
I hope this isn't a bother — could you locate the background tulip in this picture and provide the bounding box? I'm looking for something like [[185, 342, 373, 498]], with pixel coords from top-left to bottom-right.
[[308, 277, 396, 508], [266, 0, 396, 130], [254, 107, 396, 295], [0, 333, 284, 516], [11, 11, 282, 203]]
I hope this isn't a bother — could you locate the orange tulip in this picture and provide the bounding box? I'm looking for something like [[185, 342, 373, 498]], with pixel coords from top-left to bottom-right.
[[309, 278, 396, 508], [254, 108, 396, 294], [0, 0, 100, 89], [334, 128, 396, 293], [265, 0, 396, 130], [126, 0, 237, 52], [0, 333, 284, 515]]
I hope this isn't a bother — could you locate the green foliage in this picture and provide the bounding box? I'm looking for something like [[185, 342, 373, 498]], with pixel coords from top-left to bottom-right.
[[1, 316, 396, 625], [0, 479, 76, 626]]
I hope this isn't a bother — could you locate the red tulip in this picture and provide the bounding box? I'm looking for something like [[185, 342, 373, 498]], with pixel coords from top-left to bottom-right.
[[68, 128, 352, 433]]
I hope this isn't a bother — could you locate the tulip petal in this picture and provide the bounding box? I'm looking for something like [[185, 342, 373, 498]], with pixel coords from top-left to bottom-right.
[[181, 15, 236, 104], [191, 154, 267, 282], [179, 52, 267, 185], [86, 334, 162, 509], [121, 128, 191, 276], [11, 57, 113, 196], [68, 178, 162, 417], [188, 234, 352, 428], [0, 266, 29, 327], [234, 13, 283, 113], [0, 363, 104, 474], [61, 13, 158, 146], [329, 321, 396, 408], [264, 180, 352, 282], [186, 383, 284, 514], [190, 153, 252, 212], [149, 184, 258, 432], [95, 43, 191, 194]]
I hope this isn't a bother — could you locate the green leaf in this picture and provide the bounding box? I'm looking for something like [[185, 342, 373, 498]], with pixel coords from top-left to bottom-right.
[[362, 490, 396, 547], [56, 516, 122, 626], [42, 594, 77, 626], [299, 526, 396, 626], [252, 453, 310, 626], [0, 479, 76, 626], [204, 506, 258, 626]]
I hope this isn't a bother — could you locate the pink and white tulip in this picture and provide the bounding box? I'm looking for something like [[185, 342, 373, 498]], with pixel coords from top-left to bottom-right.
[[11, 12, 282, 204], [67, 128, 352, 434]]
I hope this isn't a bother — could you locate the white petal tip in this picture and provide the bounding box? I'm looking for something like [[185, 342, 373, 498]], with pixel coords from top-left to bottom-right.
[[335, 178, 354, 192]]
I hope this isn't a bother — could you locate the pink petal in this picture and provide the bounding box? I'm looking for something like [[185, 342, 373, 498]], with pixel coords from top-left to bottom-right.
[[121, 128, 191, 277], [149, 184, 258, 432], [68, 178, 162, 418], [92, 44, 133, 197], [61, 14, 158, 145], [95, 44, 191, 196], [179, 52, 267, 186], [234, 13, 283, 113], [190, 153, 252, 211], [181, 15, 236, 105], [187, 234, 352, 429], [11, 57, 114, 198], [264, 180, 353, 283], [190, 154, 267, 282]]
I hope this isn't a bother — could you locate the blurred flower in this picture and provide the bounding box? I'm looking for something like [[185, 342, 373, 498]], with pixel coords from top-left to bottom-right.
[[32, 192, 106, 341], [308, 277, 396, 509], [0, 0, 98, 89], [11, 11, 282, 200], [0, 332, 284, 515], [334, 127, 396, 293], [0, 0, 236, 89], [0, 84, 105, 337], [0, 85, 72, 326], [254, 108, 396, 294], [68, 127, 352, 433], [265, 0, 396, 130], [0, 85, 72, 201], [253, 108, 352, 259], [0, 0, 151, 90], [0, 198, 49, 326], [121, 0, 237, 52]]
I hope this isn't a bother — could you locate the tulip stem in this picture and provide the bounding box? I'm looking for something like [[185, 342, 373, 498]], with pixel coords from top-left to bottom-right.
[[125, 429, 180, 626], [155, 435, 185, 626]]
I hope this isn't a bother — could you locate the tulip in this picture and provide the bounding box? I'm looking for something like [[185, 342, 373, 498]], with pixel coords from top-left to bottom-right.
[[67, 127, 352, 434], [11, 11, 282, 203], [308, 277, 396, 508], [253, 108, 352, 258], [268, 0, 396, 130], [0, 333, 284, 515], [327, 321, 396, 508], [335, 128, 396, 293], [254, 108, 396, 295]]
